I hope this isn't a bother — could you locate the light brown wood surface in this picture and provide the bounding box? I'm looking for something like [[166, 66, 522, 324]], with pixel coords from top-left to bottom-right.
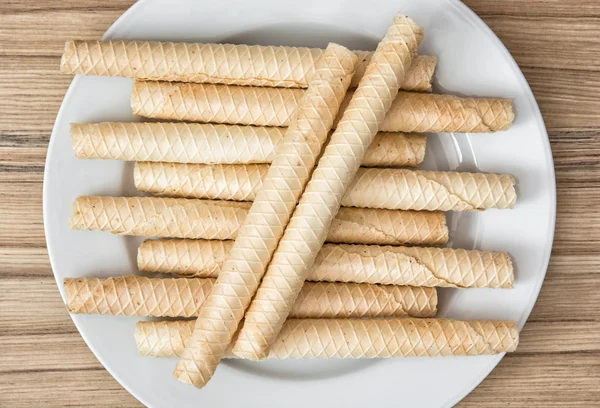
[[1, 1, 599, 406]]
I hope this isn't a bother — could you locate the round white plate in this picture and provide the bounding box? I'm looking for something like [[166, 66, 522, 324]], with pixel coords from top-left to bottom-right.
[[43, 0, 555, 406]]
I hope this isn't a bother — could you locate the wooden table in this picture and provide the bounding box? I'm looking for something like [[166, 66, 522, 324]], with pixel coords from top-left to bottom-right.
[[1, 1, 599, 406]]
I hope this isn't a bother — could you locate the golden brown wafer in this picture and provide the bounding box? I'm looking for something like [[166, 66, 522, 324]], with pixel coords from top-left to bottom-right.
[[136, 318, 519, 358], [134, 163, 516, 211], [64, 276, 437, 318], [69, 196, 448, 245], [71, 122, 425, 168], [138, 240, 513, 289], [131, 82, 514, 133], [61, 40, 435, 91]]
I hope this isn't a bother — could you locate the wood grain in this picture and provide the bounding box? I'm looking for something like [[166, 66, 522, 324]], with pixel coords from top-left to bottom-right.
[[0, 0, 598, 406]]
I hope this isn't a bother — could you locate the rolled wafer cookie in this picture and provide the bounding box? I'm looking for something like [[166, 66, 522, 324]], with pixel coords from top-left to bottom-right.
[[69, 196, 449, 245], [131, 82, 514, 133], [64, 276, 436, 318], [135, 163, 516, 211], [342, 168, 516, 211], [60, 40, 436, 91], [136, 318, 519, 358], [235, 14, 423, 361], [68, 196, 248, 240], [71, 122, 426, 168], [138, 240, 514, 289], [173, 44, 358, 387]]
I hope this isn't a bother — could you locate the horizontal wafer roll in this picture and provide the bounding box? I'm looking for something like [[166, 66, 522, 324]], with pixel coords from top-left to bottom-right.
[[71, 122, 426, 168], [134, 164, 516, 211], [68, 196, 249, 240], [136, 318, 519, 358], [138, 240, 514, 288], [60, 40, 435, 91], [131, 82, 514, 133], [64, 276, 437, 318], [342, 168, 517, 211], [69, 196, 448, 245]]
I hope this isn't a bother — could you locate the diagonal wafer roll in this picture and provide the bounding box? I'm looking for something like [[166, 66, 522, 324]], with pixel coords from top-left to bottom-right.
[[138, 240, 514, 289], [131, 82, 514, 133], [136, 318, 519, 358], [64, 276, 436, 318], [68, 196, 448, 245], [174, 44, 358, 387], [234, 14, 423, 361], [70, 122, 426, 168], [134, 163, 516, 210], [60, 40, 436, 91]]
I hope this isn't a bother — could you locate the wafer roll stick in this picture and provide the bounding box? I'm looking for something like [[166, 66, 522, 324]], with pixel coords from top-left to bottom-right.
[[71, 122, 426, 168], [136, 318, 519, 358], [174, 44, 358, 388], [68, 196, 248, 240], [64, 276, 436, 318], [235, 14, 424, 361], [342, 168, 516, 210], [138, 240, 514, 289], [69, 196, 448, 245], [135, 163, 516, 211], [60, 40, 435, 91], [135, 163, 269, 202], [131, 82, 513, 133]]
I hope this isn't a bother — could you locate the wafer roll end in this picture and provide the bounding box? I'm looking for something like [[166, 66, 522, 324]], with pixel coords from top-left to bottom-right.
[[475, 320, 519, 353], [491, 99, 515, 131], [63, 277, 88, 313], [60, 40, 76, 74], [67, 196, 86, 230]]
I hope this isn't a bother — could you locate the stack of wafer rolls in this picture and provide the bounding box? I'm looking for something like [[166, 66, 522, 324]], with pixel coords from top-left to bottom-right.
[[64, 276, 438, 318], [131, 81, 514, 133], [60, 40, 436, 91], [137, 240, 514, 288], [70, 122, 426, 168], [135, 318, 519, 359], [134, 163, 517, 211], [68, 196, 449, 245], [59, 11, 522, 384]]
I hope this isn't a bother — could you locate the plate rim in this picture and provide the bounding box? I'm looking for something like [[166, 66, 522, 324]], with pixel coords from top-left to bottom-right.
[[42, 0, 557, 406]]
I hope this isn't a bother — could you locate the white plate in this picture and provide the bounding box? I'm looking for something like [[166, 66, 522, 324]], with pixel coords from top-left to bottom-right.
[[43, 0, 556, 406]]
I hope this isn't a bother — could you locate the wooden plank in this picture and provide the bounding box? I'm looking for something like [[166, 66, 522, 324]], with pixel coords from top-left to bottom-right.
[[460, 352, 600, 406], [0, 182, 44, 247], [0, 247, 50, 276], [517, 321, 600, 354], [464, 0, 600, 17], [526, 68, 600, 131], [0, 277, 74, 336], [482, 16, 600, 72], [0, 370, 141, 408], [0, 11, 125, 57], [0, 0, 134, 13]]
